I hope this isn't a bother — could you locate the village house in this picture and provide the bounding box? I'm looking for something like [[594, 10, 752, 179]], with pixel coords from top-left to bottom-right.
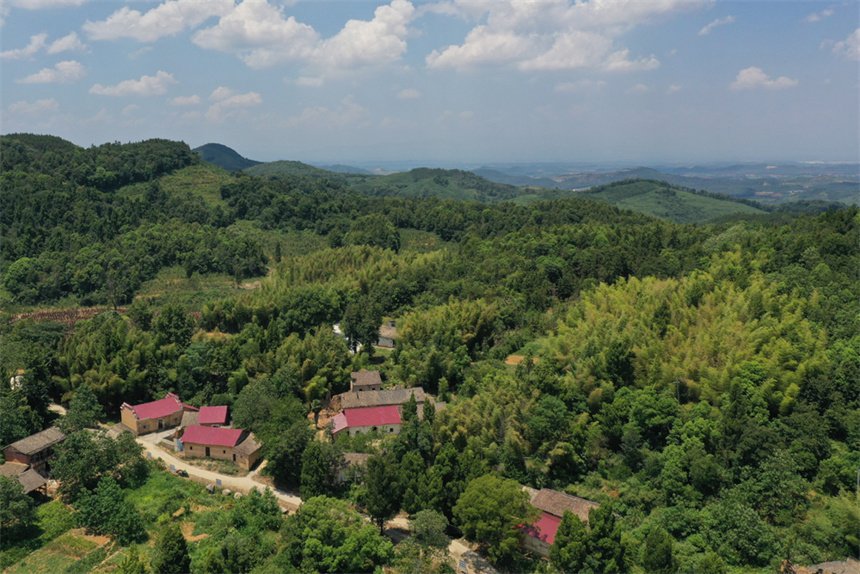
[[331, 386, 427, 412], [377, 321, 398, 348], [350, 370, 383, 392], [120, 392, 195, 436], [519, 488, 601, 558], [0, 462, 48, 496], [337, 452, 371, 484], [178, 425, 261, 471], [2, 427, 66, 474], [198, 405, 229, 426], [331, 406, 402, 438]]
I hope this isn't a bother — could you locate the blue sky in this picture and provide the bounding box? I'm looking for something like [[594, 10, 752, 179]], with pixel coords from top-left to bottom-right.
[[1, 0, 857, 166]]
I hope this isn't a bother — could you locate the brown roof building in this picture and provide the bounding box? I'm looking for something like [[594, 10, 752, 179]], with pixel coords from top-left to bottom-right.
[[350, 371, 383, 392], [520, 488, 601, 559], [2, 427, 66, 474], [333, 387, 427, 411]]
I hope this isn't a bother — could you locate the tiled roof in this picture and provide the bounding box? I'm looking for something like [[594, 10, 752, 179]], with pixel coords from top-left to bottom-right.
[[343, 452, 371, 467], [343, 406, 401, 428], [198, 406, 228, 425], [234, 433, 261, 456], [530, 488, 600, 523], [181, 411, 199, 427], [350, 370, 382, 388], [0, 462, 28, 477], [181, 425, 243, 448], [331, 412, 348, 435], [123, 393, 184, 420], [519, 512, 561, 545], [378, 325, 398, 340], [336, 387, 426, 410], [18, 469, 46, 494], [5, 427, 66, 455]]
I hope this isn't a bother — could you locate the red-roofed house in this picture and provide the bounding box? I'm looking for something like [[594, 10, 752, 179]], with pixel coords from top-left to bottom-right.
[[198, 406, 229, 426], [330, 406, 402, 438], [518, 488, 601, 558], [120, 393, 195, 436], [179, 425, 261, 470]]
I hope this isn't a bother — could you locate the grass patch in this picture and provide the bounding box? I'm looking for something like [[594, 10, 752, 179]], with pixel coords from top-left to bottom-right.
[[0, 500, 77, 570], [157, 164, 232, 206], [182, 456, 247, 476], [62, 547, 107, 574], [5, 535, 98, 574], [135, 266, 264, 310], [125, 467, 208, 523]]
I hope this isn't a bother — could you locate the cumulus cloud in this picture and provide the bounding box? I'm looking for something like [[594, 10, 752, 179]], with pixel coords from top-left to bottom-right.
[[397, 88, 420, 99], [47, 32, 86, 53], [666, 84, 682, 94], [17, 60, 87, 84], [730, 66, 798, 90], [804, 7, 834, 23], [193, 0, 415, 73], [205, 88, 262, 122], [83, 0, 233, 42], [169, 95, 201, 106], [1, 31, 85, 59], [296, 77, 324, 87], [426, 0, 692, 72], [7, 98, 59, 115], [626, 83, 650, 94], [1, 34, 47, 60], [832, 28, 860, 61], [90, 71, 177, 96], [699, 15, 734, 36]]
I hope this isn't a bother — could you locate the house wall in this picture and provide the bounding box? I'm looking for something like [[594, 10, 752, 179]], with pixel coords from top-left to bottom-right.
[[125, 410, 184, 436], [2, 447, 30, 466], [347, 423, 401, 437], [182, 442, 260, 470], [521, 534, 551, 558], [376, 337, 395, 348]]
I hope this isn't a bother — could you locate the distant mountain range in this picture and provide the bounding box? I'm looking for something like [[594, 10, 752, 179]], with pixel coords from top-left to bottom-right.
[[193, 143, 853, 222]]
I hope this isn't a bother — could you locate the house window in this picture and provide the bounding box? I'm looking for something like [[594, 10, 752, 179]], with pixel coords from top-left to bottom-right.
[[389, 428, 394, 433], [223, 450, 226, 454], [189, 446, 193, 450]]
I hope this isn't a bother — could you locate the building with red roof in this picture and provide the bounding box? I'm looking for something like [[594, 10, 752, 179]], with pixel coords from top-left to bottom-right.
[[330, 406, 402, 438], [120, 393, 195, 436], [198, 406, 229, 426], [518, 488, 601, 558], [179, 425, 261, 470]]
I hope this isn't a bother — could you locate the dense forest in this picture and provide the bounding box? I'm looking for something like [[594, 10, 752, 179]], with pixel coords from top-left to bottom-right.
[[1, 134, 858, 574]]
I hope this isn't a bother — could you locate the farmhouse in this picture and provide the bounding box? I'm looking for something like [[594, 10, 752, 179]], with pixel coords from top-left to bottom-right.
[[120, 392, 194, 436], [331, 406, 402, 438], [198, 405, 229, 426], [377, 321, 398, 348], [332, 386, 427, 411], [2, 427, 66, 474], [179, 425, 261, 470], [0, 462, 47, 495], [519, 488, 601, 558], [337, 452, 371, 484], [350, 370, 383, 392]]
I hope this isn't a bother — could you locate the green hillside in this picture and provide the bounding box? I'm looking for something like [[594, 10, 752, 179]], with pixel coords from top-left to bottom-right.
[[194, 143, 261, 172], [349, 167, 522, 202], [245, 160, 343, 178], [571, 179, 768, 223]]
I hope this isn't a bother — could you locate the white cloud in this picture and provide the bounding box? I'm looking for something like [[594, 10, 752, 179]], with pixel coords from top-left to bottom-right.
[[122, 104, 141, 117], [699, 15, 734, 36], [7, 98, 59, 116], [666, 84, 682, 94], [193, 0, 415, 73], [47, 32, 86, 53], [730, 66, 798, 90], [170, 95, 201, 106], [129, 47, 154, 59], [554, 79, 606, 93], [626, 83, 650, 94], [397, 88, 421, 99], [804, 7, 834, 23], [314, 0, 415, 70], [426, 0, 694, 72], [16, 60, 87, 84], [192, 0, 320, 69], [1, 34, 47, 60], [83, 0, 234, 42], [90, 71, 177, 96], [832, 28, 860, 61], [205, 90, 262, 122]]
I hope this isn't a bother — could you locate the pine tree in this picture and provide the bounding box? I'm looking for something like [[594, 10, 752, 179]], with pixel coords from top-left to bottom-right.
[[151, 523, 190, 574]]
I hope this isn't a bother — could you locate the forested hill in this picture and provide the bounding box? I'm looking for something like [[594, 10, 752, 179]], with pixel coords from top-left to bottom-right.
[[193, 143, 261, 172], [2, 133, 859, 573]]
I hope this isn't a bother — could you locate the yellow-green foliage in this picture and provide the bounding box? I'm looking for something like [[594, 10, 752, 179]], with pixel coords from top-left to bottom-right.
[[545, 250, 828, 412]]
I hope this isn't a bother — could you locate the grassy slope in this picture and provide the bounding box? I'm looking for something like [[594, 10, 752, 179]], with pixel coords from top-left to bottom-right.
[[571, 180, 767, 224], [193, 143, 261, 172]]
